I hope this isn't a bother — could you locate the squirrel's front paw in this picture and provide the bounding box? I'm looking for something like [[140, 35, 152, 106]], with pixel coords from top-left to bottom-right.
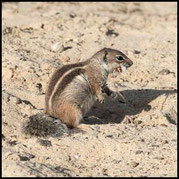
[[97, 93, 105, 103], [111, 91, 126, 104]]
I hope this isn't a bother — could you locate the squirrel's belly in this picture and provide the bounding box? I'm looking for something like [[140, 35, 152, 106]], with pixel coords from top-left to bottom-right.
[[75, 74, 95, 115], [80, 92, 95, 116]]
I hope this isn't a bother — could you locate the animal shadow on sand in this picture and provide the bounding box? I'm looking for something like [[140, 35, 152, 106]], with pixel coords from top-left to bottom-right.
[[82, 89, 177, 125]]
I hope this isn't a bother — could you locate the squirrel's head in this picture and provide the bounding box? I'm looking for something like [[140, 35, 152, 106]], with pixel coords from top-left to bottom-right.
[[101, 48, 133, 76], [91, 48, 133, 76]]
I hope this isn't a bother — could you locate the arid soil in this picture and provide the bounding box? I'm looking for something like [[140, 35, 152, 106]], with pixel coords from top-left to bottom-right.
[[2, 2, 177, 177]]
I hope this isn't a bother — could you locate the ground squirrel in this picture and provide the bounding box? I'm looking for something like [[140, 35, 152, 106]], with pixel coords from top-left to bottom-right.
[[23, 48, 133, 136]]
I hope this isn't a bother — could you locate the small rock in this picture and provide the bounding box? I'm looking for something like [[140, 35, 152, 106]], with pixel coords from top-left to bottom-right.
[[140, 138, 145, 142], [136, 120, 142, 125], [69, 12, 76, 18], [106, 29, 119, 37], [41, 23, 45, 29], [74, 154, 80, 159], [3, 26, 20, 36], [160, 123, 168, 127], [102, 168, 108, 176], [154, 156, 164, 160], [10, 96, 21, 104], [15, 97, 22, 104], [151, 144, 159, 147], [3, 27, 13, 35], [133, 50, 141, 54], [144, 105, 152, 111], [36, 83, 43, 94], [160, 54, 166, 58], [51, 42, 64, 52], [164, 110, 177, 125], [8, 140, 17, 146], [135, 150, 143, 154], [159, 69, 173, 75], [130, 161, 139, 168], [36, 138, 52, 147], [2, 134, 5, 140], [20, 25, 33, 33], [105, 134, 113, 138], [18, 155, 30, 161], [160, 139, 169, 144]]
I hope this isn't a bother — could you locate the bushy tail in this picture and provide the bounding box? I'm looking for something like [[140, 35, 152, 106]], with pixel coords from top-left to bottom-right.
[[22, 113, 70, 137]]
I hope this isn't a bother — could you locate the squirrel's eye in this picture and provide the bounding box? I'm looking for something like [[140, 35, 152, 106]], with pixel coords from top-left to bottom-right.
[[116, 56, 123, 61]]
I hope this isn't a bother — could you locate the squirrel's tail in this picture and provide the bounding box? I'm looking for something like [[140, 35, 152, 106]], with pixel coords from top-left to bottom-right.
[[22, 113, 70, 137]]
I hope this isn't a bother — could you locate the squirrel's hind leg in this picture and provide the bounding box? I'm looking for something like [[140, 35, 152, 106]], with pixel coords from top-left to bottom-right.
[[55, 102, 83, 129]]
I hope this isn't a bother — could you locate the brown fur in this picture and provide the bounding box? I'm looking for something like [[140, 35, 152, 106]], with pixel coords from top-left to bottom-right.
[[84, 64, 105, 102], [45, 48, 133, 128], [53, 102, 82, 128], [45, 61, 89, 112], [51, 68, 85, 105]]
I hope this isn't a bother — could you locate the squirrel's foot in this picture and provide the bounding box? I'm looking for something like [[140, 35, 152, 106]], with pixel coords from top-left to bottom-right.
[[97, 93, 105, 103]]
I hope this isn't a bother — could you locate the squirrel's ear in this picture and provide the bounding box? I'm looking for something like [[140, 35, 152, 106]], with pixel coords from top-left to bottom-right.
[[103, 50, 108, 63]]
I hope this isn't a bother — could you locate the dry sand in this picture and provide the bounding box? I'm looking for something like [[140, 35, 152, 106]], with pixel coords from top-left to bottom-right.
[[2, 2, 177, 177]]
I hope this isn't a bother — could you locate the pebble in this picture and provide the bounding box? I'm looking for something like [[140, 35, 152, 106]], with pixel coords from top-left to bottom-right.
[[135, 150, 143, 154], [133, 50, 141, 54], [159, 69, 173, 75], [36, 139, 52, 147], [130, 161, 139, 168], [74, 155, 78, 159], [102, 168, 109, 176], [8, 140, 17, 146], [160, 123, 168, 127], [105, 134, 113, 138], [106, 29, 119, 37], [69, 12, 76, 18], [18, 155, 30, 161], [51, 42, 64, 52], [10, 96, 21, 104], [18, 153, 35, 161]]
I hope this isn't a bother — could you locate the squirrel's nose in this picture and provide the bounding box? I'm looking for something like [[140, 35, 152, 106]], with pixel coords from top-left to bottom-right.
[[124, 59, 133, 68]]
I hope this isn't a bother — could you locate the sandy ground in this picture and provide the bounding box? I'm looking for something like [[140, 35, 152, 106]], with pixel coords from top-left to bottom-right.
[[2, 2, 177, 177]]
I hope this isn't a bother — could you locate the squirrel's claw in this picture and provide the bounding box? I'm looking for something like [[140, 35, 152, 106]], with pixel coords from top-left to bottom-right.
[[97, 93, 105, 103], [111, 91, 126, 104]]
